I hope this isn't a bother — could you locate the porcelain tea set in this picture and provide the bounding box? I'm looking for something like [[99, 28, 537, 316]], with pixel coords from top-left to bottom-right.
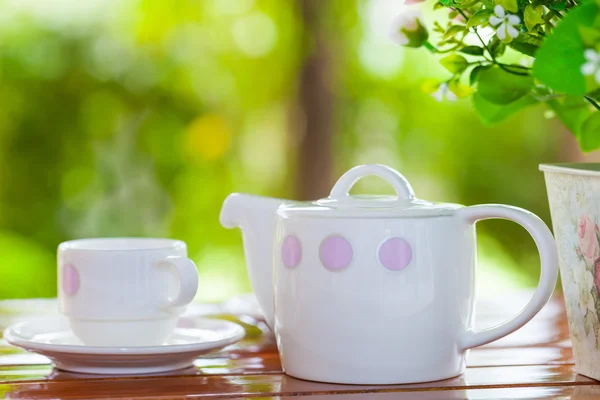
[[4, 164, 559, 384], [3, 238, 245, 374]]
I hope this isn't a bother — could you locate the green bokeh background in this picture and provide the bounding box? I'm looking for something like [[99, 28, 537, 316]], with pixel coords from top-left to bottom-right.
[[0, 0, 576, 301]]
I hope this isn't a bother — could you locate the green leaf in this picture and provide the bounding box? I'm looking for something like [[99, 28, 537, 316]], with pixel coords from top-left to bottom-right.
[[587, 88, 600, 101], [547, 96, 598, 151], [433, 2, 445, 10], [580, 112, 600, 151], [469, 65, 490, 85], [473, 93, 538, 123], [443, 25, 466, 40], [489, 36, 506, 57], [440, 54, 469, 74], [547, 96, 589, 134], [508, 43, 537, 57], [449, 80, 475, 97], [460, 45, 485, 55], [213, 314, 264, 338], [533, 2, 597, 95], [514, 33, 543, 46], [579, 26, 600, 48], [509, 34, 543, 57], [455, 0, 480, 8], [421, 79, 441, 94], [467, 9, 494, 28], [531, 84, 554, 101], [548, 0, 567, 11], [477, 66, 534, 104], [524, 5, 544, 31], [440, 0, 454, 6], [496, 0, 518, 12]]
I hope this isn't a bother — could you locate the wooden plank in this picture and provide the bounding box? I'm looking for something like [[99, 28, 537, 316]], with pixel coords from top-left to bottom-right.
[[0, 346, 576, 383], [468, 346, 573, 367], [0, 344, 574, 378], [0, 365, 595, 399], [275, 385, 600, 400]]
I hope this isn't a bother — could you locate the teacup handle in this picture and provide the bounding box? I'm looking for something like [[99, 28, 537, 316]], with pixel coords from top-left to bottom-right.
[[457, 205, 559, 350], [156, 256, 199, 309]]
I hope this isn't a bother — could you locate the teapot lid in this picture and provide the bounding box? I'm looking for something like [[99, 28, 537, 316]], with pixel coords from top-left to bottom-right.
[[278, 164, 462, 218]]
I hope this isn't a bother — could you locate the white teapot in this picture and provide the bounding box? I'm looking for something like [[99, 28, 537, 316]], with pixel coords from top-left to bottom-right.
[[220, 164, 558, 384]]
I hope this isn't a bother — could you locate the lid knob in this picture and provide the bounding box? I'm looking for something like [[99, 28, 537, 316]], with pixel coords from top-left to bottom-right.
[[328, 164, 415, 203]]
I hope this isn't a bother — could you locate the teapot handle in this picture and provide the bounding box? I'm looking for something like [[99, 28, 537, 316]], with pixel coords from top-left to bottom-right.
[[457, 204, 559, 351], [329, 164, 415, 202]]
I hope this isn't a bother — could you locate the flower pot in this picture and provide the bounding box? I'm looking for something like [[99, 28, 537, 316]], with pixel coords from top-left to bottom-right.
[[541, 163, 600, 381]]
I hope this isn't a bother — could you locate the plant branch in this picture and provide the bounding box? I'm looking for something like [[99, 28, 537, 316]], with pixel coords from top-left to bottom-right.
[[585, 95, 600, 111], [424, 41, 438, 53], [468, 25, 531, 76], [496, 62, 531, 70], [437, 46, 463, 53], [550, 10, 564, 19], [454, 9, 531, 76], [453, 10, 600, 114]]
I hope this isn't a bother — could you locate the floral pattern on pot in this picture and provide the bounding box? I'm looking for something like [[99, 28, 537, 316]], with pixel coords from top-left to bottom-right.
[[577, 213, 600, 267], [573, 212, 600, 346], [544, 170, 600, 380]]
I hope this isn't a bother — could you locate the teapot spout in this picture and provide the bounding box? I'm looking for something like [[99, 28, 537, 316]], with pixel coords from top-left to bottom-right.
[[220, 193, 287, 329]]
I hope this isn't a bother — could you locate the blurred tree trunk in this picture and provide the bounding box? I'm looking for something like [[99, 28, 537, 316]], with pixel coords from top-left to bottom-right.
[[294, 0, 334, 200]]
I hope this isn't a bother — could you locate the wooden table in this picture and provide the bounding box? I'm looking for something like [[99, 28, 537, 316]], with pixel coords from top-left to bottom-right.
[[0, 291, 596, 399]]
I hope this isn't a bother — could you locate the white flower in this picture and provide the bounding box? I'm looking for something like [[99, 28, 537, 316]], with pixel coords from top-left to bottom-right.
[[432, 83, 457, 102], [389, 10, 428, 48], [581, 49, 600, 84], [489, 5, 520, 42]]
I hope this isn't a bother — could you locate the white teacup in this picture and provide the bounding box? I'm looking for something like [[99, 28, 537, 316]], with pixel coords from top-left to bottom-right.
[[57, 238, 199, 347]]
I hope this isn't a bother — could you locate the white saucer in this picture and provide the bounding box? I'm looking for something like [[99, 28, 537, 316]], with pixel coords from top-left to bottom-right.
[[3, 317, 245, 375], [0, 294, 264, 327]]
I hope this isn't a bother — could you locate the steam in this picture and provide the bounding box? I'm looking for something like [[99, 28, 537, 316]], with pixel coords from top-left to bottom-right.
[[59, 111, 172, 239]]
